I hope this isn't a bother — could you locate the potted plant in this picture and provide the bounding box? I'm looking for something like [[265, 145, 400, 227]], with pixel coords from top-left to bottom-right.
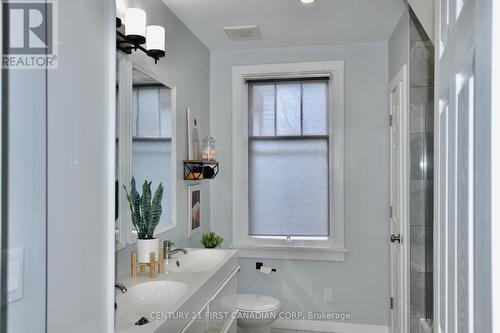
[[124, 177, 164, 263], [201, 231, 224, 249]]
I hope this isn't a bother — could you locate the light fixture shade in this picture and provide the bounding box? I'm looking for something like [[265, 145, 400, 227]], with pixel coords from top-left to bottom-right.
[[146, 25, 165, 52], [124, 8, 146, 43]]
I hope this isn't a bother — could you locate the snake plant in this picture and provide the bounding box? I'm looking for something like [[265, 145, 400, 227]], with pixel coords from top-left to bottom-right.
[[123, 177, 164, 239]]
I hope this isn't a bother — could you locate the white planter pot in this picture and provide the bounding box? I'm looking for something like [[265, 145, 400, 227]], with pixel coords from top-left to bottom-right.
[[136, 238, 160, 263]]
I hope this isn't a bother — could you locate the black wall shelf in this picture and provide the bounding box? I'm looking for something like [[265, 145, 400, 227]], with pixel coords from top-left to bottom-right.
[[183, 160, 219, 180]]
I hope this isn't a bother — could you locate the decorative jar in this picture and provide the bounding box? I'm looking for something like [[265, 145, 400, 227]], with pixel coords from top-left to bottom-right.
[[201, 136, 216, 161]]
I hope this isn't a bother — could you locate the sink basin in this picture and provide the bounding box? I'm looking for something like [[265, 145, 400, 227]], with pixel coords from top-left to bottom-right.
[[167, 249, 226, 273], [115, 280, 188, 330]]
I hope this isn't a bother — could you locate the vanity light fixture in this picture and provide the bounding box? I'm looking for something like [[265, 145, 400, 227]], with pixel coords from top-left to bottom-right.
[[299, 0, 315, 3], [116, 9, 166, 64], [124, 8, 146, 44], [146, 25, 166, 59]]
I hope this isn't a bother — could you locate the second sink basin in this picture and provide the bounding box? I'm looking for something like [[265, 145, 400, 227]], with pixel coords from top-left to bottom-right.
[[115, 280, 188, 329], [168, 248, 226, 273]]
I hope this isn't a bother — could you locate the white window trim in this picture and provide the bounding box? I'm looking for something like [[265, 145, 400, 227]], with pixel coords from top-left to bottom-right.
[[232, 61, 346, 261], [116, 56, 177, 250]]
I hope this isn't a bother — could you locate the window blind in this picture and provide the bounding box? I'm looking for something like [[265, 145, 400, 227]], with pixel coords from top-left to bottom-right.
[[248, 80, 330, 237]]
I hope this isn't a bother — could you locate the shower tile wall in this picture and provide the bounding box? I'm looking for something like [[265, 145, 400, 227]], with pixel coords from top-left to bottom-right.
[[409, 10, 434, 333]]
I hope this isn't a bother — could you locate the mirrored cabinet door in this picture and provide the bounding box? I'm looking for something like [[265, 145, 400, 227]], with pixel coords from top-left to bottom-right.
[[115, 53, 132, 250], [115, 54, 177, 250]]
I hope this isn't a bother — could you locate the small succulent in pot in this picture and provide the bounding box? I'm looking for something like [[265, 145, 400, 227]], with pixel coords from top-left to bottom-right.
[[201, 231, 224, 249]]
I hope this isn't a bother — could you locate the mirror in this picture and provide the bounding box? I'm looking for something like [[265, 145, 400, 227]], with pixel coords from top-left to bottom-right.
[[115, 56, 176, 250], [131, 68, 174, 234], [115, 56, 123, 249]]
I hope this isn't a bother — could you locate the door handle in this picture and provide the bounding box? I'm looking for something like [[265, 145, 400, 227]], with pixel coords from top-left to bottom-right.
[[390, 234, 401, 244]]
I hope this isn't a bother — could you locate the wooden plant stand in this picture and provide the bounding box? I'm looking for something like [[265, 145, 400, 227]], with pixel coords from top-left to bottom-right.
[[131, 248, 164, 279]]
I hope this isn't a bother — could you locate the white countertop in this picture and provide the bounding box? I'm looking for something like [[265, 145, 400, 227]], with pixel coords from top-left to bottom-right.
[[115, 248, 238, 333]]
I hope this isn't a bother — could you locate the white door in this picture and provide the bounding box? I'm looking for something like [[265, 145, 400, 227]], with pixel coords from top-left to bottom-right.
[[390, 65, 408, 333], [435, 0, 493, 332], [0, 0, 3, 319], [0, 1, 3, 322]]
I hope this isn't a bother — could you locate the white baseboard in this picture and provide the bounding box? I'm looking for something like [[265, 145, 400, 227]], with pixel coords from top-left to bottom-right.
[[272, 319, 389, 333]]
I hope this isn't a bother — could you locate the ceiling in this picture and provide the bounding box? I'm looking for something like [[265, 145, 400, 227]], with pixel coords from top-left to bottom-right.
[[161, 0, 405, 50]]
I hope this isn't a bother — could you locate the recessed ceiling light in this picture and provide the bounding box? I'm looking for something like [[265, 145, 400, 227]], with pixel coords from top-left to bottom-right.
[[300, 0, 315, 4]]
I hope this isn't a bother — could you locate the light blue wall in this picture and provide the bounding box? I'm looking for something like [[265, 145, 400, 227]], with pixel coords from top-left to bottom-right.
[[210, 43, 390, 325], [46, 0, 115, 331], [115, 0, 211, 275], [389, 7, 410, 80], [2, 61, 46, 333]]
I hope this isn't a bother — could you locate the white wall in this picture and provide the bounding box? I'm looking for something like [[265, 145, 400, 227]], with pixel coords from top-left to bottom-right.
[[389, 8, 409, 80], [408, 0, 434, 44], [46, 0, 115, 332], [2, 64, 46, 333], [210, 43, 390, 325], [115, 0, 211, 275]]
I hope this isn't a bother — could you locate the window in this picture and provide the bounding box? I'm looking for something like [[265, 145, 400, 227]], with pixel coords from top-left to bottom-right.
[[248, 79, 329, 237], [232, 62, 345, 261]]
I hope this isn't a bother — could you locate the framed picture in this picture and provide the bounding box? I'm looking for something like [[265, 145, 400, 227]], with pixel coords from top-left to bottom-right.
[[187, 107, 200, 160], [187, 185, 201, 237]]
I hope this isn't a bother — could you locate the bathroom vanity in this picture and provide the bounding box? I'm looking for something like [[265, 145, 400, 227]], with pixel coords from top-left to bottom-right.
[[115, 248, 239, 333]]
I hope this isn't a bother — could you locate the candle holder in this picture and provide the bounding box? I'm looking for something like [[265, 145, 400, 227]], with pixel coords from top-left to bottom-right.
[[201, 136, 216, 161]]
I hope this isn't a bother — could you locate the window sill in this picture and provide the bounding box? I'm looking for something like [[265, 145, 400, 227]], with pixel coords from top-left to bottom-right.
[[230, 243, 348, 261]]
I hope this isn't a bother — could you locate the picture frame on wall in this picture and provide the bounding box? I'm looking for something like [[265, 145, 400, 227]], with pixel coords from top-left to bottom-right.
[[187, 184, 201, 237], [187, 107, 200, 160]]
